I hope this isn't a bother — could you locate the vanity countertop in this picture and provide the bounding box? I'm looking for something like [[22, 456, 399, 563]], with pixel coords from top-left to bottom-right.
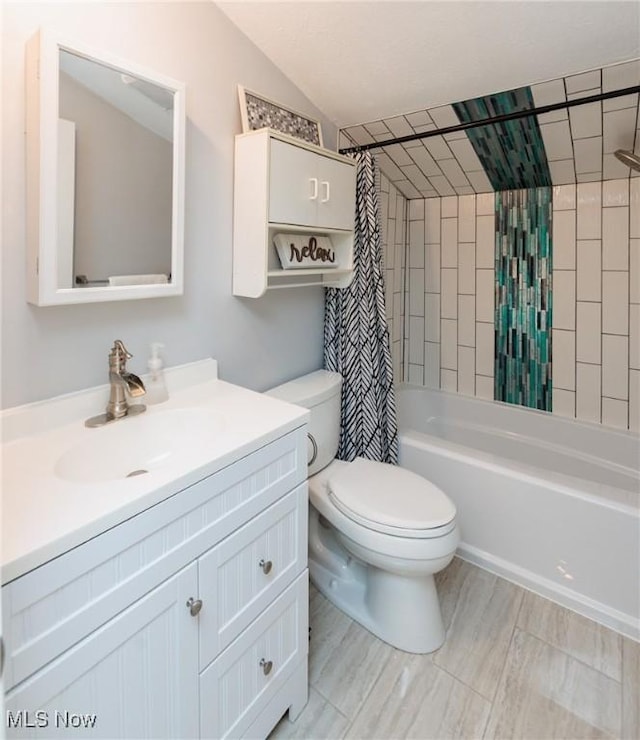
[[1, 360, 308, 584]]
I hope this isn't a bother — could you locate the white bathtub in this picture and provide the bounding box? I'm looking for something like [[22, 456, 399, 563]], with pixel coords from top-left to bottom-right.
[[396, 385, 640, 641]]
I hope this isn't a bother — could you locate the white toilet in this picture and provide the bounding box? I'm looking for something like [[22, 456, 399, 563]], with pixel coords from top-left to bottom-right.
[[267, 369, 460, 654]]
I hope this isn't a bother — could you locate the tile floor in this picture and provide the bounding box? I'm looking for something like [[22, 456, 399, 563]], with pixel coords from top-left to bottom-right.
[[271, 558, 640, 740]]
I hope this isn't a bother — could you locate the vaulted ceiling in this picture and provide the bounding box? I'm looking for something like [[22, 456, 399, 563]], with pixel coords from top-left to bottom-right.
[[217, 1, 640, 197]]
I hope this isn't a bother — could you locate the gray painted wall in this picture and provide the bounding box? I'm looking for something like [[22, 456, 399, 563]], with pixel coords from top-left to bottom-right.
[[2, 1, 336, 408]]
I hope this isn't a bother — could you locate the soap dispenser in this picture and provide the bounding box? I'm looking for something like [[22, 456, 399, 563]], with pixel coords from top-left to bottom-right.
[[146, 342, 169, 404]]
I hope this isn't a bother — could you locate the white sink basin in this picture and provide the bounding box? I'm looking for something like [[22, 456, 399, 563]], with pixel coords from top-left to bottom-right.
[[54, 408, 223, 483]]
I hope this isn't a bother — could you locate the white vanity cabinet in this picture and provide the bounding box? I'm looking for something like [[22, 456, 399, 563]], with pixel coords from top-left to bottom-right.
[[2, 426, 309, 739], [233, 129, 356, 297]]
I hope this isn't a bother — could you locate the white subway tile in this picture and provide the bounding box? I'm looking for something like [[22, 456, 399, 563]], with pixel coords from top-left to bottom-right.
[[540, 120, 574, 160], [424, 342, 440, 389], [476, 192, 495, 216], [475, 322, 494, 376], [476, 215, 495, 268], [602, 179, 629, 207], [631, 240, 640, 304], [531, 78, 566, 107], [553, 329, 576, 391], [425, 293, 441, 342], [441, 268, 458, 319], [602, 398, 628, 430], [458, 295, 475, 347], [475, 375, 494, 400], [553, 184, 576, 210], [603, 107, 637, 154], [573, 137, 602, 174], [569, 102, 603, 139], [408, 199, 425, 221], [576, 363, 601, 423], [409, 220, 425, 268], [457, 347, 475, 396], [425, 198, 441, 243], [630, 304, 640, 370], [602, 334, 629, 399], [576, 182, 602, 239], [467, 170, 493, 194], [441, 369, 458, 392], [392, 340, 402, 382], [458, 195, 476, 242], [458, 241, 475, 294], [409, 269, 425, 316], [549, 159, 577, 185], [441, 218, 458, 268], [425, 243, 441, 293], [630, 179, 640, 239], [441, 318, 458, 369], [476, 269, 495, 323], [441, 196, 457, 218], [602, 60, 640, 92], [552, 210, 576, 269], [408, 316, 425, 365], [576, 240, 602, 301], [629, 369, 640, 431], [407, 364, 424, 385], [553, 389, 576, 419], [552, 270, 576, 329], [602, 207, 629, 270], [576, 301, 602, 364], [602, 272, 629, 335], [566, 70, 601, 94]]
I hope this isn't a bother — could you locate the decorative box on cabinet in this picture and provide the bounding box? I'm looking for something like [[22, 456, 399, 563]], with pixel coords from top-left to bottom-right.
[[233, 128, 357, 297], [2, 428, 309, 739]]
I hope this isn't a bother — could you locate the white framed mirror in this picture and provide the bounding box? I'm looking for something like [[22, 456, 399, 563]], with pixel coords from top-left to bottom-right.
[[25, 29, 186, 305]]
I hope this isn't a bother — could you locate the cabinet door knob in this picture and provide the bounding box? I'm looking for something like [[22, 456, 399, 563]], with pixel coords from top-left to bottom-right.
[[186, 597, 202, 617], [259, 558, 273, 575], [309, 178, 318, 201], [259, 658, 273, 676], [321, 180, 330, 203]]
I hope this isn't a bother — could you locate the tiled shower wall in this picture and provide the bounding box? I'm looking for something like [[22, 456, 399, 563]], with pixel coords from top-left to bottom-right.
[[378, 172, 407, 384], [395, 179, 639, 431]]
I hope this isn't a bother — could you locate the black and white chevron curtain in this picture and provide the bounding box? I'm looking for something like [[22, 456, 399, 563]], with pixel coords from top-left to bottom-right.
[[324, 151, 398, 464]]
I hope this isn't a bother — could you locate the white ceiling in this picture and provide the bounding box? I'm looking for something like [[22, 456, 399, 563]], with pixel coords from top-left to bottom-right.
[[217, 0, 640, 129]]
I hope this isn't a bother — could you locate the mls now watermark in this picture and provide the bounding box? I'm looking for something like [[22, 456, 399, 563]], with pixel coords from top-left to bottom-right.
[[6, 710, 98, 730]]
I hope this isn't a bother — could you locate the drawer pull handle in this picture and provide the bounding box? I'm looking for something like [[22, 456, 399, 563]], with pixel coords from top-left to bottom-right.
[[259, 559, 273, 575], [260, 658, 273, 676], [186, 597, 203, 617]]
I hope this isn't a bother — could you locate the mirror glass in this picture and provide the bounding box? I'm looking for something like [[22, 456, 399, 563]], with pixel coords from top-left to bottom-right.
[[26, 31, 185, 305], [57, 50, 175, 290]]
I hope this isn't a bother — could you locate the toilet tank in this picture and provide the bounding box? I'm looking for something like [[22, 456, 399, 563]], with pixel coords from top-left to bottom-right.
[[266, 370, 342, 475]]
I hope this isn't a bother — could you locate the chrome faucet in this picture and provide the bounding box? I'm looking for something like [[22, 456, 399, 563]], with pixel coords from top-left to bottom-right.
[[85, 340, 146, 428]]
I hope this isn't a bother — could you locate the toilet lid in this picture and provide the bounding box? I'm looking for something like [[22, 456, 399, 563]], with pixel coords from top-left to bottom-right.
[[327, 457, 456, 534]]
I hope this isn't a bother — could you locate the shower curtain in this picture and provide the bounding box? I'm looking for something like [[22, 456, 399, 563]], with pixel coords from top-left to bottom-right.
[[324, 151, 398, 464]]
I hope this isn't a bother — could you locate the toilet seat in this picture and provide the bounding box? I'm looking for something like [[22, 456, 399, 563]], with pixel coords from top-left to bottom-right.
[[327, 458, 456, 538]]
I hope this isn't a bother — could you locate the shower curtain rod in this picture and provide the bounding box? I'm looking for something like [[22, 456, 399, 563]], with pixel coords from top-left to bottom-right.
[[338, 85, 640, 154]]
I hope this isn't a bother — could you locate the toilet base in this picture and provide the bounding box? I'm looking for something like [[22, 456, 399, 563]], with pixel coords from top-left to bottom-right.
[[309, 555, 446, 654]]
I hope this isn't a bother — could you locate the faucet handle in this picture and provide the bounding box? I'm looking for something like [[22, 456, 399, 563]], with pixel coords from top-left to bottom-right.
[[110, 340, 133, 372], [112, 340, 132, 359]]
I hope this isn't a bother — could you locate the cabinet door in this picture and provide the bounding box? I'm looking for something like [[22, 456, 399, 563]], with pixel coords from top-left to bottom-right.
[[316, 154, 356, 231], [5, 565, 199, 739], [269, 139, 319, 226]]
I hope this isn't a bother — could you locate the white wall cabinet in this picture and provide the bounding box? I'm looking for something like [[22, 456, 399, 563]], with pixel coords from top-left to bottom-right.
[[3, 428, 309, 739], [233, 129, 356, 297]]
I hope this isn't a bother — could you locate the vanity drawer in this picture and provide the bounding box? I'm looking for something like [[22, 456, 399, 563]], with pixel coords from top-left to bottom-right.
[[2, 428, 306, 691], [198, 484, 307, 669], [199, 572, 308, 740]]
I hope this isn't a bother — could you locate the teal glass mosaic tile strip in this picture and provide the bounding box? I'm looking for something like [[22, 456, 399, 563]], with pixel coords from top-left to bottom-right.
[[453, 87, 551, 190], [494, 187, 552, 411]]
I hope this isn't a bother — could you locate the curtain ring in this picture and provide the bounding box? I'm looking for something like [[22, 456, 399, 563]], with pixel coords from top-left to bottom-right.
[[307, 432, 318, 467]]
